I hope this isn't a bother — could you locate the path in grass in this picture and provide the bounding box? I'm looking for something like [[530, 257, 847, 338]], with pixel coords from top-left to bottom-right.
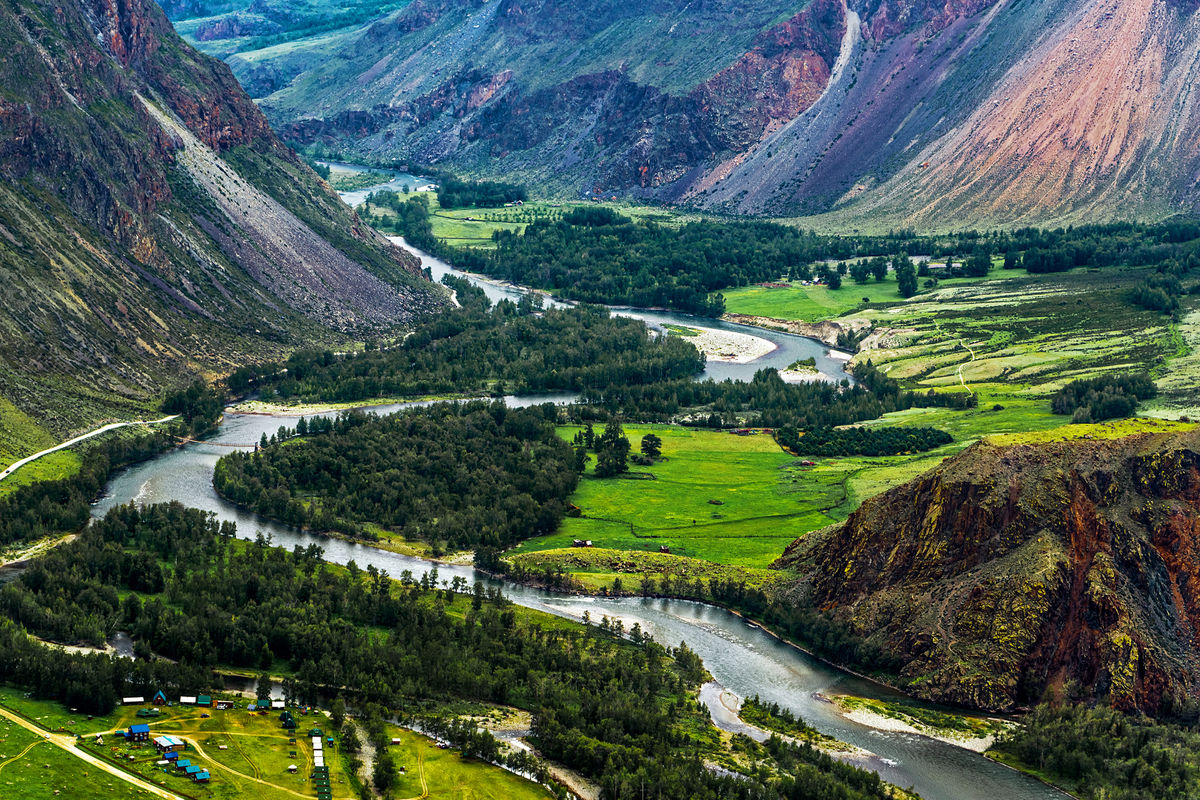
[[185, 736, 311, 800], [0, 704, 187, 800], [0, 737, 46, 775], [0, 414, 178, 482]]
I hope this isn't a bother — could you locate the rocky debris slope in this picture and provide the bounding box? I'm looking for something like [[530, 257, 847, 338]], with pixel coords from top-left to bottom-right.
[[0, 0, 442, 442], [776, 428, 1200, 712], [236, 0, 1200, 225]]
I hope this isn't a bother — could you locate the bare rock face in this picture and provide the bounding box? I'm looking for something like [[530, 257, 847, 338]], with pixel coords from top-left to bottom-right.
[[0, 0, 441, 439], [254, 0, 1200, 224], [776, 429, 1200, 712]]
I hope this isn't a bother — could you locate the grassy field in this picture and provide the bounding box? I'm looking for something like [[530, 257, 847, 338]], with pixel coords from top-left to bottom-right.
[[0, 720, 150, 800], [363, 196, 686, 249], [511, 425, 821, 567], [0, 690, 355, 800], [386, 726, 551, 800], [0, 398, 56, 467], [721, 272, 987, 323], [723, 273, 907, 321], [508, 424, 974, 590], [0, 450, 81, 499]]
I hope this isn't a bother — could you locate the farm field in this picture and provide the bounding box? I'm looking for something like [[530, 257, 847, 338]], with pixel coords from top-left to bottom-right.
[[510, 424, 967, 589], [386, 726, 551, 800]]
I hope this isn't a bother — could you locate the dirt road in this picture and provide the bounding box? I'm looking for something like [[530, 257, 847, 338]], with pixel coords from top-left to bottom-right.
[[0, 704, 187, 799]]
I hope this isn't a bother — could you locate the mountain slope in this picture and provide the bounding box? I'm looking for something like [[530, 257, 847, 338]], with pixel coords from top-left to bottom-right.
[[223, 0, 1200, 226], [776, 427, 1200, 713], [0, 0, 443, 452]]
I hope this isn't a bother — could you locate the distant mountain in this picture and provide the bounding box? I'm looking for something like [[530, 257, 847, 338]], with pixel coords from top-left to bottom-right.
[[0, 0, 443, 448], [198, 0, 1200, 227], [776, 429, 1200, 713]]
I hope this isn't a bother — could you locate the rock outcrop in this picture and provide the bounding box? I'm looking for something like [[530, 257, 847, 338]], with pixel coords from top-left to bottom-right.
[[776, 428, 1200, 712]]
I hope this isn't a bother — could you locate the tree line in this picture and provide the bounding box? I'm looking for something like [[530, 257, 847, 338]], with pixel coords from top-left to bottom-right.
[[0, 502, 907, 800], [990, 703, 1200, 800], [572, 364, 975, 431], [1051, 373, 1158, 423], [235, 301, 704, 404], [213, 402, 577, 551], [777, 425, 952, 457], [369, 191, 1200, 318]]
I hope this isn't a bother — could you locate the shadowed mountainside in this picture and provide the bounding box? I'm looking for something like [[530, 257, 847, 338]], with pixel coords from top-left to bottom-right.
[[776, 428, 1200, 713], [201, 0, 1200, 226], [0, 0, 443, 448]]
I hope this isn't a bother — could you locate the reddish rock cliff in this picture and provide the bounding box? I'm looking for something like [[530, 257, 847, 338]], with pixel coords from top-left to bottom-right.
[[777, 429, 1200, 712]]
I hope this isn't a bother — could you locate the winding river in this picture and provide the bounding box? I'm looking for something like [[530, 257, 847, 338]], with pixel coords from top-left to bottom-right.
[[85, 170, 1069, 800]]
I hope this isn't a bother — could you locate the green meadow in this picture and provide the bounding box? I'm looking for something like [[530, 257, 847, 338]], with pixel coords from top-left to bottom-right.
[[512, 425, 819, 567], [386, 726, 551, 800], [0, 721, 149, 800]]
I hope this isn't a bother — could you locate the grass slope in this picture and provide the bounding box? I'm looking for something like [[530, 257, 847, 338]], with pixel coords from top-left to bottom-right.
[[386, 726, 550, 800]]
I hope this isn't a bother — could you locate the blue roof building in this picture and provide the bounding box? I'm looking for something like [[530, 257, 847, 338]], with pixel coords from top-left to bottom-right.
[[128, 724, 150, 741]]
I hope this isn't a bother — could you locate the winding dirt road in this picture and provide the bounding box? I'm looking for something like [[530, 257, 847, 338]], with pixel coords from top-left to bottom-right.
[[0, 415, 179, 482], [0, 705, 186, 799]]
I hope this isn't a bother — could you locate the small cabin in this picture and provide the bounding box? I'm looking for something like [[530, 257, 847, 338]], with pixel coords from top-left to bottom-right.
[[127, 724, 150, 742], [152, 691, 167, 705], [122, 696, 145, 706], [180, 696, 197, 705], [197, 695, 212, 707], [154, 735, 185, 753]]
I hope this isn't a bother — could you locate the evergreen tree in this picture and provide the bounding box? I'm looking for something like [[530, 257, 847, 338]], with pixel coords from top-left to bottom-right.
[[595, 420, 631, 478]]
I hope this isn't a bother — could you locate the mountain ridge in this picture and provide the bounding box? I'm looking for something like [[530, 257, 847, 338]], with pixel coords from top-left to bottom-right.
[[197, 0, 1200, 226], [0, 0, 443, 451]]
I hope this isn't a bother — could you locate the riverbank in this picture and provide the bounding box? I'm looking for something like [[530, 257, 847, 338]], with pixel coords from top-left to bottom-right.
[[229, 395, 464, 417], [829, 695, 1009, 754], [681, 325, 778, 364], [721, 312, 869, 350]]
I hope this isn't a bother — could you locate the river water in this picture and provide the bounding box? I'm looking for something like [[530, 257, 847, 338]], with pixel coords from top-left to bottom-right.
[[394, 236, 852, 385], [92, 405, 1064, 800], [86, 170, 1069, 800]]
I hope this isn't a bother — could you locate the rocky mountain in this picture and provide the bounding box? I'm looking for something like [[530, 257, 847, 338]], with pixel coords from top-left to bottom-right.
[[776, 428, 1200, 713], [0, 0, 443, 447], [207, 0, 1200, 227]]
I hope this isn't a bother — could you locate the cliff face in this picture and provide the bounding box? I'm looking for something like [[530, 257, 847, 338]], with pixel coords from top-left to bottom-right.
[[0, 0, 441, 445], [229, 0, 1200, 224], [776, 429, 1200, 712], [254, 0, 846, 198]]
